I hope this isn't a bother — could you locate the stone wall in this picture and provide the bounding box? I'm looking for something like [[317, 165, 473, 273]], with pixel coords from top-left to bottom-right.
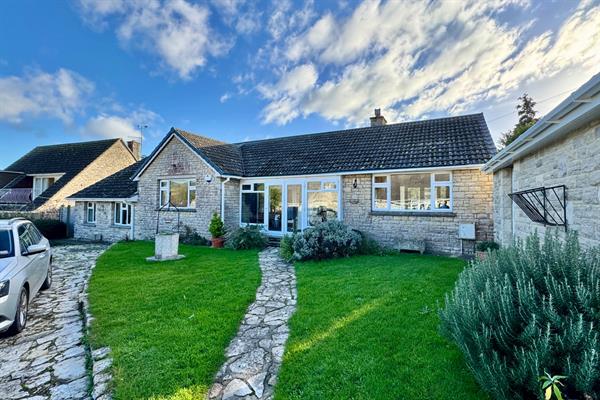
[[135, 136, 223, 240], [72, 201, 133, 242], [38, 141, 137, 214], [342, 169, 493, 256], [493, 119, 600, 249]]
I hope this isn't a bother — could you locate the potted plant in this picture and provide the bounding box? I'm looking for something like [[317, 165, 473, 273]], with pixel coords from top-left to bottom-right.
[[209, 213, 226, 248], [475, 240, 499, 260]]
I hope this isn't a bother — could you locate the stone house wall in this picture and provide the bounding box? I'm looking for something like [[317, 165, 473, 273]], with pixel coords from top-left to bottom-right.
[[38, 141, 137, 214], [72, 201, 133, 242], [493, 119, 600, 249], [342, 169, 494, 255], [135, 136, 223, 240]]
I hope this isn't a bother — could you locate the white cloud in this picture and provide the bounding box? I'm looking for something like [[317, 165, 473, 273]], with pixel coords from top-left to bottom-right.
[[81, 108, 161, 140], [220, 93, 231, 103], [259, 0, 600, 127], [0, 68, 94, 124], [78, 0, 232, 79]]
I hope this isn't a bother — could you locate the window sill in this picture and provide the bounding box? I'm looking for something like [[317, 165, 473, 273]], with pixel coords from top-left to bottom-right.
[[83, 222, 96, 227], [370, 211, 456, 217], [112, 224, 132, 229], [154, 208, 196, 213]]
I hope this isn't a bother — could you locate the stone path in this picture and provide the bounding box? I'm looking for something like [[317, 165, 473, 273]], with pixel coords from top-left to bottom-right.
[[0, 243, 109, 400], [209, 247, 297, 400]]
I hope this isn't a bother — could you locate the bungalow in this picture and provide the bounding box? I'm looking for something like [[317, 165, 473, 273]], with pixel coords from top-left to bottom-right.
[[0, 139, 140, 221], [483, 72, 600, 249], [70, 111, 496, 255]]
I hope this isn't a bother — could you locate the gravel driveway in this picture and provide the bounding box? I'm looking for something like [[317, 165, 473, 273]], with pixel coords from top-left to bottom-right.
[[0, 243, 108, 400]]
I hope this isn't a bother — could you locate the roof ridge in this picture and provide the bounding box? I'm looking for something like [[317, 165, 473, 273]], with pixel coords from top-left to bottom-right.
[[173, 127, 229, 146], [32, 138, 120, 149]]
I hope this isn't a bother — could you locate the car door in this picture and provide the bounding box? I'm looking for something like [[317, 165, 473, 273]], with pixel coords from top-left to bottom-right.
[[17, 223, 44, 295]]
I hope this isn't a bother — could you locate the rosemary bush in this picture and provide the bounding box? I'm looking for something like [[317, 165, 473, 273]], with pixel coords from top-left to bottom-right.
[[291, 220, 361, 261], [440, 232, 600, 400]]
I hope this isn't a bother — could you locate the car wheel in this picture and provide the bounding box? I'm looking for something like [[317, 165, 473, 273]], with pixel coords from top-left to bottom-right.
[[41, 260, 52, 290], [8, 287, 28, 334]]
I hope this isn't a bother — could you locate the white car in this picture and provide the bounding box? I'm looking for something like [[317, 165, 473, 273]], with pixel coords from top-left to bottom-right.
[[0, 218, 52, 335]]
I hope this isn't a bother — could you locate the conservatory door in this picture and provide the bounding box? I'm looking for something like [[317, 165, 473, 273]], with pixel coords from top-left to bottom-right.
[[285, 184, 302, 234], [267, 184, 283, 233]]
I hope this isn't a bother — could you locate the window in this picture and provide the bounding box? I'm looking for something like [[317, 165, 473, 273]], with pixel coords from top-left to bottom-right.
[[18, 223, 41, 254], [307, 180, 338, 226], [372, 172, 452, 211], [32, 176, 58, 200], [0, 230, 14, 258], [86, 202, 96, 223], [114, 202, 132, 225], [241, 183, 265, 224], [159, 179, 196, 208]]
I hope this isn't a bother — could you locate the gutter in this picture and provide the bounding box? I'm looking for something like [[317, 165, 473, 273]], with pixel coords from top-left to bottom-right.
[[220, 177, 231, 222], [483, 71, 600, 174]]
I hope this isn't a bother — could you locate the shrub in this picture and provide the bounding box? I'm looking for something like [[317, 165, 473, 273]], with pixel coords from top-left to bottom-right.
[[179, 225, 210, 246], [475, 240, 500, 252], [280, 234, 295, 261], [440, 232, 600, 400], [225, 225, 268, 250], [34, 219, 67, 240], [292, 220, 362, 261], [208, 213, 226, 238]]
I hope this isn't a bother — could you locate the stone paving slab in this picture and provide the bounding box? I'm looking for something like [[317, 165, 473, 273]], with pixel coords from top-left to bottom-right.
[[209, 247, 297, 400], [0, 243, 109, 400]]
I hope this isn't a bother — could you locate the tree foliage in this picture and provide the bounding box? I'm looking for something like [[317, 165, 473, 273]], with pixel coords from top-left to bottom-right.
[[440, 232, 600, 400], [500, 93, 538, 147]]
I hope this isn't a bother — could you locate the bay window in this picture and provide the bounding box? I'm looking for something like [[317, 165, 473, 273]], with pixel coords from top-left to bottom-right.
[[159, 179, 196, 208], [86, 202, 96, 223], [114, 202, 132, 225], [372, 172, 452, 211], [241, 183, 265, 224], [307, 180, 339, 226]]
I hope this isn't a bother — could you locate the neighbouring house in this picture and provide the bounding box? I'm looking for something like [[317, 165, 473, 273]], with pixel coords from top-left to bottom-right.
[[0, 139, 141, 222], [483, 72, 600, 249], [70, 111, 496, 255]]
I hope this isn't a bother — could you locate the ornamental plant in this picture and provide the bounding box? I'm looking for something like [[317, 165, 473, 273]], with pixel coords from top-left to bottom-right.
[[440, 232, 600, 400], [225, 225, 268, 250], [291, 220, 361, 261], [208, 213, 226, 239]]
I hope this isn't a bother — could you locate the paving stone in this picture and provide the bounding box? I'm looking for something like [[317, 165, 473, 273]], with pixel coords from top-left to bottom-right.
[[208, 248, 296, 399], [0, 244, 109, 400]]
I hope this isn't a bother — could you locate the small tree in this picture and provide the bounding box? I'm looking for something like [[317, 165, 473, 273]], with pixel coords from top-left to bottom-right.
[[499, 93, 538, 147], [208, 213, 226, 239]]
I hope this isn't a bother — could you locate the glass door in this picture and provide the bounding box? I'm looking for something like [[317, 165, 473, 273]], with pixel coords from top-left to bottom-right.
[[285, 184, 302, 234], [268, 185, 282, 232]]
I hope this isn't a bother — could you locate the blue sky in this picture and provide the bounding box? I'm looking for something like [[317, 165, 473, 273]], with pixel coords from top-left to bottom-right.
[[1, 0, 599, 168]]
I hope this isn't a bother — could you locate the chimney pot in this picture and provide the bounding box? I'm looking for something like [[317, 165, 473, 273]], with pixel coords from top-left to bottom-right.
[[370, 108, 387, 127], [127, 140, 141, 161]]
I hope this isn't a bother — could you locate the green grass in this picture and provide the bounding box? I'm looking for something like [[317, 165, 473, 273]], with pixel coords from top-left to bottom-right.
[[88, 241, 261, 400], [274, 253, 487, 400]]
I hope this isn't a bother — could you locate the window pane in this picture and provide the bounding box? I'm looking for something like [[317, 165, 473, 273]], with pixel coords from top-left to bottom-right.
[[323, 182, 336, 190], [254, 183, 264, 191], [308, 191, 338, 226], [160, 180, 168, 188], [169, 181, 189, 207], [374, 187, 387, 209], [189, 188, 196, 208], [242, 192, 264, 224], [0, 230, 14, 258], [390, 174, 431, 210], [435, 173, 450, 182], [374, 176, 387, 183], [287, 184, 302, 232], [307, 181, 321, 191], [160, 189, 168, 207], [268, 185, 282, 231], [242, 184, 251, 191], [114, 204, 120, 224], [435, 186, 451, 209]]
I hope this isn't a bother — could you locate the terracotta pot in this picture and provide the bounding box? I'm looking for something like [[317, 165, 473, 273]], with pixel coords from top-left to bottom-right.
[[475, 251, 487, 261], [211, 237, 225, 248]]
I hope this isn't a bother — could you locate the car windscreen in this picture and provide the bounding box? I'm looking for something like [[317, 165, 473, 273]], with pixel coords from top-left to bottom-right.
[[0, 229, 14, 258]]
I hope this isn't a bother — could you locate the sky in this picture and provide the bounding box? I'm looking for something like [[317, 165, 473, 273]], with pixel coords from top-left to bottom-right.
[[0, 0, 599, 168]]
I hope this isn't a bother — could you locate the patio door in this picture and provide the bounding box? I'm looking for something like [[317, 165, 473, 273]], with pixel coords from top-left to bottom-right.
[[267, 185, 283, 232], [285, 184, 302, 234]]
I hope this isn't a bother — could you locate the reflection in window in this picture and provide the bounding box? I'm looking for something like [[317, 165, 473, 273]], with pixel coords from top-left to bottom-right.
[[391, 174, 431, 210], [308, 191, 338, 226], [286, 185, 302, 232], [373, 172, 452, 211], [159, 179, 196, 208], [242, 183, 265, 224]]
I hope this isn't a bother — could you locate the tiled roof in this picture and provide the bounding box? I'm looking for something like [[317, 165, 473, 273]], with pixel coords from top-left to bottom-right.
[[3, 139, 122, 208], [165, 113, 496, 177], [69, 160, 143, 200]]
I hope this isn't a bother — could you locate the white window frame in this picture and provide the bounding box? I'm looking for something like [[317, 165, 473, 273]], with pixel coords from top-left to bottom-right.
[[31, 174, 62, 200], [114, 202, 132, 226], [241, 182, 265, 225], [159, 178, 197, 209], [372, 172, 453, 212], [86, 202, 96, 224]]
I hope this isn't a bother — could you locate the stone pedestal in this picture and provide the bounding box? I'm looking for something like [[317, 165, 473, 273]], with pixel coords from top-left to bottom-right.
[[147, 233, 184, 262]]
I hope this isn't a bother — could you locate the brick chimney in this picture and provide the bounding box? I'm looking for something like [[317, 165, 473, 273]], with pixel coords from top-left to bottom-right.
[[127, 140, 141, 161], [370, 108, 387, 127]]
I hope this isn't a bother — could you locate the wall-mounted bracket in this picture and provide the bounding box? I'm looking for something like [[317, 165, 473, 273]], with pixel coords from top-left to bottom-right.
[[508, 185, 567, 231]]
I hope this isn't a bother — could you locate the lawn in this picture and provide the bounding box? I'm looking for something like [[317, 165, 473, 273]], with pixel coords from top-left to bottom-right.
[[88, 241, 261, 400], [274, 253, 487, 400]]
